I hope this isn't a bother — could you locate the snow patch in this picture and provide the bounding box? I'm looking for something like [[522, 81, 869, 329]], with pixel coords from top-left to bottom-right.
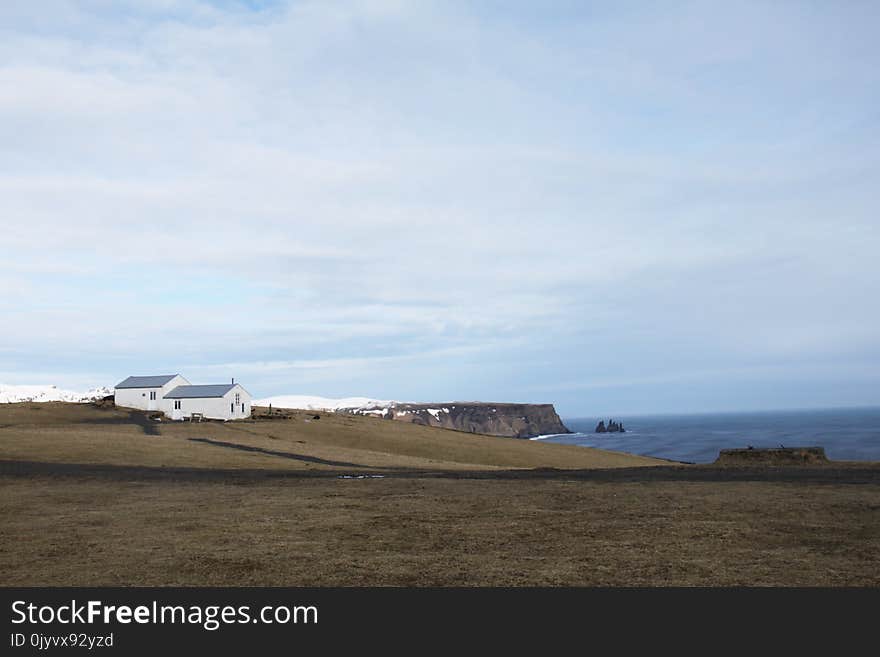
[[253, 394, 397, 413], [0, 384, 112, 404]]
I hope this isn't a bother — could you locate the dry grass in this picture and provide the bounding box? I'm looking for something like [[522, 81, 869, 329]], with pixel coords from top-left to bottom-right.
[[2, 402, 878, 586], [0, 402, 665, 471], [2, 476, 878, 586]]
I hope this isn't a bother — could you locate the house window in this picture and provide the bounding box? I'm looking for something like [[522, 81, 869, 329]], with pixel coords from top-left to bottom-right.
[[149, 391, 156, 400], [231, 403, 234, 413], [235, 393, 240, 405], [241, 403, 245, 413], [174, 400, 181, 410]]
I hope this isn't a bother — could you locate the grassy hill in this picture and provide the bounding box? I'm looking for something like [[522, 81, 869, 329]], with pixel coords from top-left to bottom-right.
[[2, 402, 878, 586], [0, 402, 665, 471]]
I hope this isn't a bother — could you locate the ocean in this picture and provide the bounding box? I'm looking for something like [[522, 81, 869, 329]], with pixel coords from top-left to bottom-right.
[[537, 407, 880, 464]]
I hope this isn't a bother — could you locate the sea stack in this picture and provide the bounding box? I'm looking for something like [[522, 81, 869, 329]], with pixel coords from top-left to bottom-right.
[[596, 419, 625, 433]]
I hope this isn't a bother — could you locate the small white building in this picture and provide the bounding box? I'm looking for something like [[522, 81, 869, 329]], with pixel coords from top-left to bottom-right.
[[161, 383, 252, 421], [114, 374, 190, 411], [114, 374, 251, 421]]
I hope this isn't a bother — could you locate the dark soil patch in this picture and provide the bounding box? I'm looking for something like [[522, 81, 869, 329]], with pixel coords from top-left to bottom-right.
[[2, 459, 879, 485]]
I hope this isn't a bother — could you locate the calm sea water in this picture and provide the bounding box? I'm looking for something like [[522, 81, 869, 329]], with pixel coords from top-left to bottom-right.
[[537, 407, 880, 464]]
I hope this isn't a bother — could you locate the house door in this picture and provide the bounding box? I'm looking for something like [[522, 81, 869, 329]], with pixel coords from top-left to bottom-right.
[[148, 390, 157, 410]]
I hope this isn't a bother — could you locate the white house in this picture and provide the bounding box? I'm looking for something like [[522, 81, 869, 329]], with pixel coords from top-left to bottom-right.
[[114, 375, 251, 421], [114, 374, 190, 411], [161, 383, 252, 421]]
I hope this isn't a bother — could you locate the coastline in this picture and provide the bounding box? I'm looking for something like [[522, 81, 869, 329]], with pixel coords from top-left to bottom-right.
[[542, 407, 880, 464]]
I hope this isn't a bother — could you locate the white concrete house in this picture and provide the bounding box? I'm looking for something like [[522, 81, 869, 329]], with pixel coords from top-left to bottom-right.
[[161, 383, 252, 421], [114, 374, 252, 420], [114, 374, 190, 411]]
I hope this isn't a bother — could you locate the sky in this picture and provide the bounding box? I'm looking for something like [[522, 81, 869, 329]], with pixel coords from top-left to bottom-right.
[[1, 0, 878, 416]]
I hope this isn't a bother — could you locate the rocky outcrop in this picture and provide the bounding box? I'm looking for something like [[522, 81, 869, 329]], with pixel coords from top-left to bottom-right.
[[714, 446, 828, 465], [595, 419, 625, 433], [343, 402, 571, 439]]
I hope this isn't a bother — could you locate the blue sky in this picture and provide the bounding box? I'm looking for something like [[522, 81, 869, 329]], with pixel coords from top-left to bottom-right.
[[1, 1, 878, 416]]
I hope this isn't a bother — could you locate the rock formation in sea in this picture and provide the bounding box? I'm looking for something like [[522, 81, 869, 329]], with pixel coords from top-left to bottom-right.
[[595, 419, 625, 433]]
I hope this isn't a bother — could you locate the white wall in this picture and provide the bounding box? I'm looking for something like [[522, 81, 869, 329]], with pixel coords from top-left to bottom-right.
[[114, 375, 189, 411], [160, 384, 252, 421]]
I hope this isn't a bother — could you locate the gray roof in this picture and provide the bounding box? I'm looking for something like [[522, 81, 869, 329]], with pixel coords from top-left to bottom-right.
[[115, 374, 180, 389], [164, 384, 238, 399]]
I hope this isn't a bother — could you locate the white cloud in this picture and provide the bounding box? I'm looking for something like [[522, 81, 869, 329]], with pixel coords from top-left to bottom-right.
[[1, 1, 878, 410]]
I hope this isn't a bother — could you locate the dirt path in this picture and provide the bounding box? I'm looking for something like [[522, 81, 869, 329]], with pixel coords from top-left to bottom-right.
[[2, 458, 879, 484]]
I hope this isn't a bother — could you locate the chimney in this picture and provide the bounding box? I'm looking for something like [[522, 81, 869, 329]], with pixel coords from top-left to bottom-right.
[[231, 377, 235, 385]]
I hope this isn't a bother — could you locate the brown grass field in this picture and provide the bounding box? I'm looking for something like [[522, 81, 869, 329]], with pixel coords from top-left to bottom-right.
[[1, 402, 879, 586]]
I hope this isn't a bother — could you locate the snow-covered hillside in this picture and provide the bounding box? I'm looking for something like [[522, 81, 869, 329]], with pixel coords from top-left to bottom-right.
[[0, 384, 112, 404], [253, 394, 396, 413]]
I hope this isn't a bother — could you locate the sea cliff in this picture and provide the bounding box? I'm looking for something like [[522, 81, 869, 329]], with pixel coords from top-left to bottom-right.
[[346, 402, 571, 439]]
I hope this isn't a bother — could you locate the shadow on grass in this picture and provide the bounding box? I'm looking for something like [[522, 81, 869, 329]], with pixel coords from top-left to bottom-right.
[[187, 437, 370, 468], [91, 411, 162, 436]]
